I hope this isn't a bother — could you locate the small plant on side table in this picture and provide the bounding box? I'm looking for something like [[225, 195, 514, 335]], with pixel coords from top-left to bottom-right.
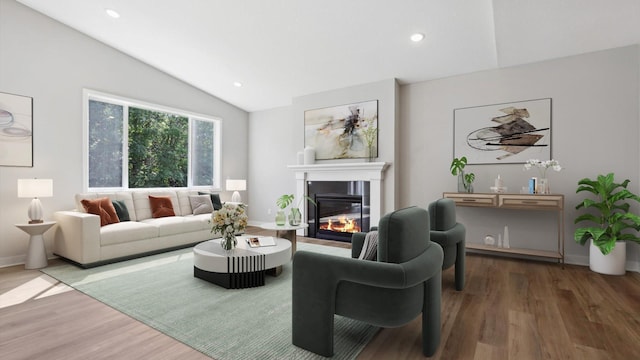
[[276, 194, 317, 226]]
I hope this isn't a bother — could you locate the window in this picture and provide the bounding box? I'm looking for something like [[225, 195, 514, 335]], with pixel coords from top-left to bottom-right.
[[84, 90, 221, 191]]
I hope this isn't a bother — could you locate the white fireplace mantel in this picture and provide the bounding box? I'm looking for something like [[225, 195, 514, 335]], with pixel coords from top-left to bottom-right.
[[288, 162, 389, 235]]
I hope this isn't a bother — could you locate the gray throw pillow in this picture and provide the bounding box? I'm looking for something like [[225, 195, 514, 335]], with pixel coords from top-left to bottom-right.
[[198, 192, 222, 210], [358, 231, 378, 261], [189, 195, 214, 215]]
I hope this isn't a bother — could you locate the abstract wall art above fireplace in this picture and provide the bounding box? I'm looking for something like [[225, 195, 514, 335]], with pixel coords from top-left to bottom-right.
[[0, 91, 33, 167], [304, 100, 378, 160], [454, 98, 551, 165]]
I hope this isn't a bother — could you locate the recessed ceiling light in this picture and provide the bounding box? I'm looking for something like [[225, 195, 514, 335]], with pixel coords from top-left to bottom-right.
[[410, 33, 425, 42], [105, 9, 120, 19], [233, 81, 243, 88]]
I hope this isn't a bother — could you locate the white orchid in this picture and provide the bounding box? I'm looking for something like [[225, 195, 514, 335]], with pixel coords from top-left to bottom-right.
[[524, 159, 562, 178]]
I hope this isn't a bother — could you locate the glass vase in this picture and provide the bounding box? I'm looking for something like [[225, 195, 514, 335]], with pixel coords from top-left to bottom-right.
[[537, 178, 550, 194], [220, 232, 237, 251], [289, 208, 302, 226], [275, 210, 286, 226], [457, 171, 466, 192]]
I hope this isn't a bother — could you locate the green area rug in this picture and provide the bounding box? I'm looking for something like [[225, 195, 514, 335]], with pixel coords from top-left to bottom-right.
[[42, 242, 378, 359]]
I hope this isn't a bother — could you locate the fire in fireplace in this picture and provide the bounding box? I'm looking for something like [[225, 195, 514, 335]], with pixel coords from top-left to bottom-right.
[[314, 193, 368, 242]]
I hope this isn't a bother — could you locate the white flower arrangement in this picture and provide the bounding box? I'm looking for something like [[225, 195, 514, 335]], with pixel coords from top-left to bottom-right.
[[210, 202, 248, 237], [523, 159, 562, 178]]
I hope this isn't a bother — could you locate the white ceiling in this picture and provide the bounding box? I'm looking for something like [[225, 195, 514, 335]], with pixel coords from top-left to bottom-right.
[[16, 0, 640, 112]]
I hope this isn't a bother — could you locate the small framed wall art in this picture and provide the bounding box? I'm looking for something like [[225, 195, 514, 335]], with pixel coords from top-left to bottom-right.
[[304, 100, 378, 160], [0, 91, 33, 167], [454, 98, 551, 164]]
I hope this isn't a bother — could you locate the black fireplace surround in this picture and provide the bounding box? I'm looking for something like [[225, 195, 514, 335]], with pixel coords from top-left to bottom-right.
[[307, 181, 370, 242]]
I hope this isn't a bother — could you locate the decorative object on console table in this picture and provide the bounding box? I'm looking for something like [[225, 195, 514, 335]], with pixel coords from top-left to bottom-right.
[[0, 91, 33, 167], [450, 156, 475, 193], [226, 179, 246, 203], [574, 173, 640, 275], [210, 203, 248, 251], [454, 98, 551, 164], [523, 159, 561, 194], [304, 100, 378, 160], [17, 178, 53, 223]]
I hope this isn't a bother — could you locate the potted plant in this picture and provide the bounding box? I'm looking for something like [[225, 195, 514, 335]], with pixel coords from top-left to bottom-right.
[[450, 156, 475, 193], [276, 194, 317, 226], [574, 173, 640, 275]]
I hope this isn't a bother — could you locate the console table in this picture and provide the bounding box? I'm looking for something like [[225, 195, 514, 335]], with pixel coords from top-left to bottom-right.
[[443, 192, 564, 265]]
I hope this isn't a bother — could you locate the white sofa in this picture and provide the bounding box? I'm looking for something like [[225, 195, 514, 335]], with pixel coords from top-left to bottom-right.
[[53, 189, 221, 268]]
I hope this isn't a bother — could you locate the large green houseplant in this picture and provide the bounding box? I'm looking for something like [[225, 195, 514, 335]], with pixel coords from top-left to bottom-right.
[[574, 173, 640, 274]]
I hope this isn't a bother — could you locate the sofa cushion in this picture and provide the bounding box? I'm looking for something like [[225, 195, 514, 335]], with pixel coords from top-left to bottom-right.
[[141, 216, 204, 236], [149, 195, 176, 218], [100, 221, 159, 246], [81, 197, 120, 227], [189, 195, 214, 215], [112, 200, 130, 221]]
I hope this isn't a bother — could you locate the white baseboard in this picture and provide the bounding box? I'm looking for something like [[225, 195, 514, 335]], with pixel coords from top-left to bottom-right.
[[0, 255, 26, 269]]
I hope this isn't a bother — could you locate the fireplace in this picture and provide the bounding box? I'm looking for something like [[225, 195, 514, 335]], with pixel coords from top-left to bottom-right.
[[289, 162, 389, 239], [307, 181, 370, 242], [314, 193, 369, 241]]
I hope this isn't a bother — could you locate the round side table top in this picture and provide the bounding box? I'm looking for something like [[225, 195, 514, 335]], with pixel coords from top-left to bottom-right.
[[259, 222, 308, 231], [15, 221, 56, 235]]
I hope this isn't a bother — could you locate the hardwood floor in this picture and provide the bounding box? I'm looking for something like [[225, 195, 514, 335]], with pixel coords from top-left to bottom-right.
[[2, 226, 639, 359]]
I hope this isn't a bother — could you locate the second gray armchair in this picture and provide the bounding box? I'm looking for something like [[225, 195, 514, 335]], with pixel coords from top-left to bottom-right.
[[428, 198, 466, 291]]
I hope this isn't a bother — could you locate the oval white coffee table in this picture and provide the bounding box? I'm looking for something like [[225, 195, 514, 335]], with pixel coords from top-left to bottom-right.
[[193, 235, 291, 289]]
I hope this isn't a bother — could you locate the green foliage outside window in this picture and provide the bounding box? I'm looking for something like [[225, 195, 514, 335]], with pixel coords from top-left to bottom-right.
[[128, 108, 188, 188]]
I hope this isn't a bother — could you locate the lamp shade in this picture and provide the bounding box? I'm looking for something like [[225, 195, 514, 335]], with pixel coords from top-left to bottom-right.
[[17, 179, 53, 198], [226, 179, 246, 191]]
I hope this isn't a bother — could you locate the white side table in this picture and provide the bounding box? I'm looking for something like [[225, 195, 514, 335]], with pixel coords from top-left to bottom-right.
[[15, 221, 56, 269], [259, 223, 308, 256]]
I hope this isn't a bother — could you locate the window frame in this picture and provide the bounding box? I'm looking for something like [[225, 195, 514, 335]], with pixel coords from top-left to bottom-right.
[[83, 89, 221, 192]]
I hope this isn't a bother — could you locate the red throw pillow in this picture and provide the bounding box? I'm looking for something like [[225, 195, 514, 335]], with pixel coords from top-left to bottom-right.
[[149, 195, 176, 218], [81, 197, 120, 227]]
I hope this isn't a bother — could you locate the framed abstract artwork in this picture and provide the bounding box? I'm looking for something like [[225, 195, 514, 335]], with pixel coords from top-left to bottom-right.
[[454, 98, 551, 164], [0, 91, 33, 167], [304, 100, 378, 160]]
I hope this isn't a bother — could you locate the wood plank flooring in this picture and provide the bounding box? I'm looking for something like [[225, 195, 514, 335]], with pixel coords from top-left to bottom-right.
[[1, 226, 639, 359]]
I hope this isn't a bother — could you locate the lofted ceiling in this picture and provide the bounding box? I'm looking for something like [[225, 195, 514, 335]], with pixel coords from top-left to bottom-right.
[[16, 0, 640, 112]]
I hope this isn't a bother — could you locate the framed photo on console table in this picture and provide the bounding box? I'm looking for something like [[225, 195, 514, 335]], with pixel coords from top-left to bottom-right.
[[0, 91, 33, 167], [454, 98, 551, 165], [304, 100, 378, 160]]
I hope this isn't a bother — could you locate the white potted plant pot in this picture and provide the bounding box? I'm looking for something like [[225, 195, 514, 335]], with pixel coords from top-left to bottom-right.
[[589, 239, 626, 275]]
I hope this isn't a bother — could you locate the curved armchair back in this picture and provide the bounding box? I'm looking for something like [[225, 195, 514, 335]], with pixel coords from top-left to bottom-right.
[[378, 206, 432, 263]]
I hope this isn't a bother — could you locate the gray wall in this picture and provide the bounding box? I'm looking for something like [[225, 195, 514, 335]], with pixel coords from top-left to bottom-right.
[[249, 45, 640, 271], [248, 79, 398, 223], [0, 0, 249, 266], [399, 45, 640, 269]]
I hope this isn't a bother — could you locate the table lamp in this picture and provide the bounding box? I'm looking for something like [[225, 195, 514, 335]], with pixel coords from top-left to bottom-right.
[[226, 179, 246, 203], [18, 178, 53, 224]]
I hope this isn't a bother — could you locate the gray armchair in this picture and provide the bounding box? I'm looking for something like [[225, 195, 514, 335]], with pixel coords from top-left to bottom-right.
[[428, 198, 466, 291], [292, 206, 444, 357]]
